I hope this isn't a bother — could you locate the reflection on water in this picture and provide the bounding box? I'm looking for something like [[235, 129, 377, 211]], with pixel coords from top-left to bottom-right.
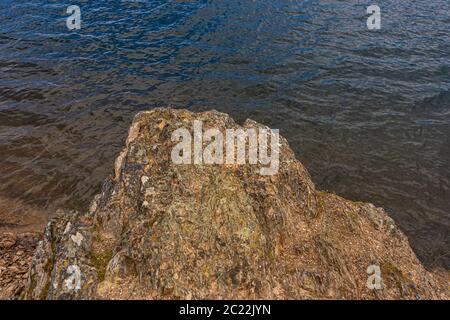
[[0, 0, 449, 268]]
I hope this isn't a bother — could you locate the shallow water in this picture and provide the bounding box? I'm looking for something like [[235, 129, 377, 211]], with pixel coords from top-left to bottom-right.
[[0, 0, 449, 268]]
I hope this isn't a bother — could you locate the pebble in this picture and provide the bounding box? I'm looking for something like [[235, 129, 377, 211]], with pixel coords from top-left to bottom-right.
[[8, 266, 20, 273]]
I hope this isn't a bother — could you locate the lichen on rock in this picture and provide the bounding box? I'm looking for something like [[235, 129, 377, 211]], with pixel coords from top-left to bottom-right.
[[23, 108, 448, 299]]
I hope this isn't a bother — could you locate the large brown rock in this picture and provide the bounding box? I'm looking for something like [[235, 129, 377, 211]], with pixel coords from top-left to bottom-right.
[[23, 108, 448, 299]]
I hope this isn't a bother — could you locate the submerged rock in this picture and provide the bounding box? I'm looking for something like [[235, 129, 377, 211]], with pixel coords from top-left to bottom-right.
[[23, 108, 448, 299]]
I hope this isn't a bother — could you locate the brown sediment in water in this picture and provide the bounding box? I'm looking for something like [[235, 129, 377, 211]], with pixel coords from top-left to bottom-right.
[[0, 196, 49, 234]]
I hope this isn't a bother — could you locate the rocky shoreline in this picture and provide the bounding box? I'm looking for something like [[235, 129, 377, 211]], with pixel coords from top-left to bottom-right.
[[1, 108, 448, 299], [0, 231, 41, 298], [0, 197, 48, 299]]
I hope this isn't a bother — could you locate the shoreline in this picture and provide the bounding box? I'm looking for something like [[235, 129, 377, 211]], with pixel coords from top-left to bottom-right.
[[0, 196, 48, 298], [20, 108, 450, 299], [1, 109, 448, 299]]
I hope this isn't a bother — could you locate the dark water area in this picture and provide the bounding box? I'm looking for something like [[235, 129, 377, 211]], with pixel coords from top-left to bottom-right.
[[0, 1, 449, 269]]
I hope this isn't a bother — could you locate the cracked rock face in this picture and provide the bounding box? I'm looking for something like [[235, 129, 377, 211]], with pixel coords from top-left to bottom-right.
[[23, 108, 447, 299]]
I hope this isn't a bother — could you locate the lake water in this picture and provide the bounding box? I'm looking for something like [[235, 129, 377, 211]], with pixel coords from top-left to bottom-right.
[[0, 0, 449, 269]]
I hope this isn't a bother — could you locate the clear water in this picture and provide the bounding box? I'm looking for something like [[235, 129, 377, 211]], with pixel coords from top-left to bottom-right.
[[0, 0, 449, 268]]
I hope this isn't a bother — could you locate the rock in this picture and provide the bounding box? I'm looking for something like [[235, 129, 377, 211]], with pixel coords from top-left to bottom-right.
[[0, 231, 41, 299], [23, 108, 448, 300], [0, 233, 16, 250], [0, 197, 47, 299], [8, 266, 20, 273]]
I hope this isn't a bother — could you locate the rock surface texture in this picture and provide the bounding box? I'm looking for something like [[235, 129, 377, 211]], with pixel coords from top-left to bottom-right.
[[0, 197, 46, 299], [23, 108, 448, 299], [0, 232, 41, 299]]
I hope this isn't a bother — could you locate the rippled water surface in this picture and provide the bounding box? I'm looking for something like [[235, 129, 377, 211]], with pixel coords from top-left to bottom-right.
[[0, 0, 449, 268]]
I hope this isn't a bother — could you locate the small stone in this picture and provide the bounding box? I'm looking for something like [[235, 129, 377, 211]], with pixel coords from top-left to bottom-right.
[[0, 233, 16, 249], [64, 222, 72, 235], [70, 232, 84, 247], [7, 266, 20, 273], [141, 175, 149, 186]]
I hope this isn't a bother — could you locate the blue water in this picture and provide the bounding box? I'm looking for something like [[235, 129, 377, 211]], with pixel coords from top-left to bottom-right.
[[0, 0, 449, 268]]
